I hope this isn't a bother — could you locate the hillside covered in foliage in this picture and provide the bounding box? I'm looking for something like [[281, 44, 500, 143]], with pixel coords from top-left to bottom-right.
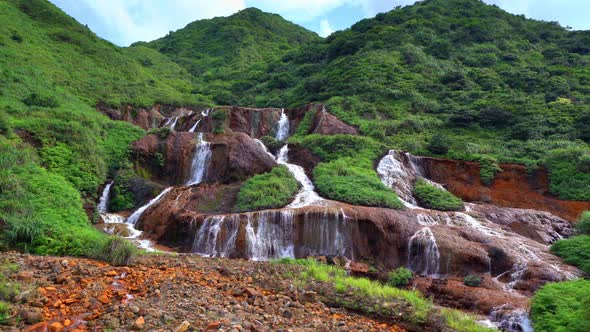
[[145, 0, 590, 201]]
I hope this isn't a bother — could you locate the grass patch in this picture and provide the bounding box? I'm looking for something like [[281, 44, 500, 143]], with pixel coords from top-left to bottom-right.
[[90, 236, 138, 266], [413, 178, 464, 211], [274, 258, 492, 331], [0, 301, 9, 324], [531, 279, 590, 332], [576, 211, 590, 235], [314, 158, 404, 209], [550, 235, 590, 274], [234, 166, 299, 212], [387, 267, 413, 287], [544, 148, 590, 201]]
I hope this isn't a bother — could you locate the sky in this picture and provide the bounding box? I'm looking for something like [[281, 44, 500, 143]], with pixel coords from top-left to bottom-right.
[[48, 0, 590, 46]]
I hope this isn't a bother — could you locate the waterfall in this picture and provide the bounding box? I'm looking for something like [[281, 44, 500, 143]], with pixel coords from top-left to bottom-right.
[[189, 119, 200, 133], [489, 306, 533, 332], [246, 210, 295, 261], [189, 108, 211, 133], [407, 227, 440, 276], [275, 109, 290, 141], [126, 187, 172, 225], [300, 208, 351, 258], [98, 181, 126, 224], [169, 117, 179, 131], [187, 133, 212, 185], [192, 215, 240, 258], [277, 145, 324, 208], [377, 150, 444, 208], [98, 181, 113, 214]]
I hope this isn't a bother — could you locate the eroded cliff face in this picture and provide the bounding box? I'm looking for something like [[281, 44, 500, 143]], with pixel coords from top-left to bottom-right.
[[419, 157, 590, 221], [132, 132, 276, 186], [97, 103, 200, 130]]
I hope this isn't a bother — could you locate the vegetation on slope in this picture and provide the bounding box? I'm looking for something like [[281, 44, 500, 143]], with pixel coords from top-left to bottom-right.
[[274, 258, 493, 331], [531, 279, 590, 332], [235, 166, 299, 212], [145, 7, 320, 106], [550, 211, 590, 274], [413, 178, 464, 211], [150, 0, 590, 200], [0, 0, 206, 256]]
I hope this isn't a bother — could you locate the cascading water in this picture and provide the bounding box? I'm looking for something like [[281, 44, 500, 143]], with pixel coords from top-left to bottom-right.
[[169, 117, 179, 131], [275, 108, 290, 141], [187, 133, 212, 186], [189, 108, 211, 133], [246, 210, 295, 261], [407, 227, 440, 276], [377, 150, 445, 209], [98, 181, 125, 224], [300, 208, 351, 258], [126, 187, 172, 225], [276, 145, 324, 208], [489, 305, 534, 332], [192, 215, 240, 258]]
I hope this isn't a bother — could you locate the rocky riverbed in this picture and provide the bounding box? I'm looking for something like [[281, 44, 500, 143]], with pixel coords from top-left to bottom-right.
[[0, 252, 404, 331]]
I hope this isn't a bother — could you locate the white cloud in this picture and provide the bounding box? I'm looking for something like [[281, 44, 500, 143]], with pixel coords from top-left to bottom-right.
[[52, 0, 246, 46], [319, 19, 335, 37]]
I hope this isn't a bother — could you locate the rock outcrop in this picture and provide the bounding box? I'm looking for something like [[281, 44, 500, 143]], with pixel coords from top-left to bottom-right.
[[132, 132, 276, 186], [97, 103, 201, 130], [419, 157, 590, 221], [309, 107, 359, 136]]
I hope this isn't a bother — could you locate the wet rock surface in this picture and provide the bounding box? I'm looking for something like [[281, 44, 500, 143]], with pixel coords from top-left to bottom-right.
[[1, 252, 403, 331]]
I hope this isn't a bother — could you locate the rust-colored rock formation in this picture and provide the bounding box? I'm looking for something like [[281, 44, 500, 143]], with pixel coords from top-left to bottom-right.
[[420, 158, 590, 221], [97, 103, 201, 130], [132, 132, 276, 186], [309, 108, 359, 136]]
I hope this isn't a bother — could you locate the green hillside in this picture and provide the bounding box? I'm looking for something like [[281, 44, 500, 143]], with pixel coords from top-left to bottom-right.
[[157, 0, 590, 200], [144, 7, 320, 105], [0, 0, 208, 255]]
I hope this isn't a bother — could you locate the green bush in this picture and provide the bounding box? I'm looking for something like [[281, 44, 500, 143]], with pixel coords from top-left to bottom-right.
[[109, 168, 138, 212], [0, 112, 11, 136], [212, 110, 227, 134], [474, 155, 502, 186], [387, 267, 413, 287], [544, 148, 590, 201], [531, 280, 590, 332], [260, 135, 283, 153], [413, 178, 464, 211], [235, 166, 299, 212], [427, 134, 451, 155], [313, 158, 404, 209], [463, 275, 482, 287], [90, 236, 137, 266], [22, 92, 59, 108], [550, 235, 590, 274], [0, 301, 9, 324], [577, 211, 590, 235]]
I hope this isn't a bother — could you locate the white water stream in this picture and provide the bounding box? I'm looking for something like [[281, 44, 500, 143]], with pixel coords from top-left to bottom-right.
[[187, 133, 212, 185]]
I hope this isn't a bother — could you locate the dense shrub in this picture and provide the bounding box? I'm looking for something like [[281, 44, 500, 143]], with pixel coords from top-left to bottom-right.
[[531, 280, 590, 332], [235, 166, 299, 212], [387, 267, 413, 287], [313, 158, 403, 209], [290, 134, 383, 162], [474, 155, 502, 186], [550, 235, 590, 274], [260, 135, 283, 154], [576, 211, 590, 235], [427, 134, 451, 155], [413, 179, 464, 211], [22, 92, 59, 108], [463, 275, 482, 287], [90, 236, 137, 266], [0, 112, 11, 136], [108, 168, 138, 212], [544, 148, 590, 200]]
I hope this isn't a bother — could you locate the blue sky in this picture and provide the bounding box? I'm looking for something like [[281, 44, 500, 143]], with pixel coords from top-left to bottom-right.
[[48, 0, 590, 46]]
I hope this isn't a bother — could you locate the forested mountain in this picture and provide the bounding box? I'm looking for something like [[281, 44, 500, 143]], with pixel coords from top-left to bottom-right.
[[0, 0, 589, 330], [142, 0, 590, 201], [143, 7, 320, 105]]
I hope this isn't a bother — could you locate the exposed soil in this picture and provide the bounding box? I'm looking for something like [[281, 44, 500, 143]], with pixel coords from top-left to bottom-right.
[[0, 252, 404, 332]]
